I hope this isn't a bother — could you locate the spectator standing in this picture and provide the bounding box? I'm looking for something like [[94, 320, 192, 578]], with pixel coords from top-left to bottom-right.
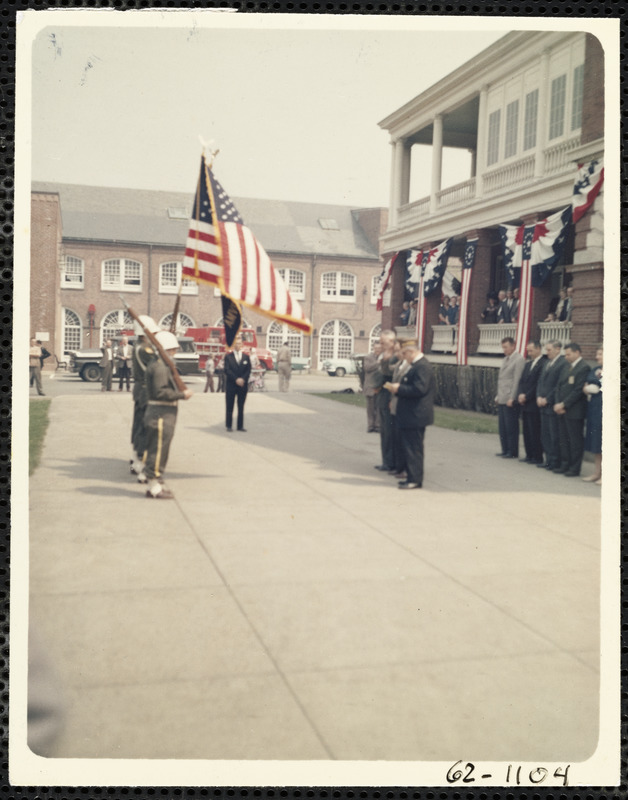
[[29, 338, 45, 396], [498, 289, 516, 324], [374, 329, 397, 472], [564, 286, 574, 321], [362, 342, 382, 433], [553, 342, 590, 477], [535, 340, 565, 470], [582, 346, 603, 484], [384, 339, 435, 490], [203, 354, 215, 393], [116, 336, 133, 392], [516, 340, 546, 464], [438, 296, 450, 325], [495, 336, 525, 458], [215, 355, 226, 393], [388, 340, 411, 477], [100, 339, 114, 392], [555, 289, 568, 322], [276, 341, 292, 393], [512, 288, 520, 322], [408, 299, 418, 326], [224, 334, 252, 432]]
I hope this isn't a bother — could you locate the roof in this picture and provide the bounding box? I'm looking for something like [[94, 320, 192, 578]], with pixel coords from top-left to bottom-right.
[[32, 181, 382, 260]]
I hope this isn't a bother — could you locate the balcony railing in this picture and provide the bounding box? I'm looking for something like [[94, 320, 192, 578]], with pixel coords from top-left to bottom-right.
[[482, 155, 536, 194], [398, 197, 430, 225], [543, 135, 581, 175], [437, 178, 476, 209], [431, 324, 458, 353], [476, 323, 517, 354], [538, 320, 573, 347]]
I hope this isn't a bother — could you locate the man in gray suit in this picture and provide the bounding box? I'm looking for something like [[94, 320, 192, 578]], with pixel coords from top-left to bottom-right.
[[495, 336, 525, 458], [99, 339, 114, 392], [362, 341, 382, 433], [535, 340, 565, 470]]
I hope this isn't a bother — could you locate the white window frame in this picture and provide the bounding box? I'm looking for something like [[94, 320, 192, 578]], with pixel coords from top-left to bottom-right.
[[101, 309, 134, 346], [277, 268, 306, 301], [101, 258, 142, 292], [318, 319, 354, 367], [369, 323, 382, 351], [571, 63, 584, 132], [158, 261, 199, 295], [523, 89, 539, 151], [548, 74, 567, 141], [504, 100, 519, 159], [320, 271, 356, 303], [62, 308, 82, 352], [159, 311, 196, 332], [370, 274, 382, 304], [267, 321, 303, 358], [61, 256, 84, 289]]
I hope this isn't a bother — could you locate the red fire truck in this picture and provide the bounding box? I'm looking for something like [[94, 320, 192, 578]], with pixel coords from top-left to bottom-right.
[[185, 326, 275, 371]]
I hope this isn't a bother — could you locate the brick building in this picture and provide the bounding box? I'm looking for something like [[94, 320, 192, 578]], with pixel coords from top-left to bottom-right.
[[378, 30, 605, 361], [30, 181, 387, 368]]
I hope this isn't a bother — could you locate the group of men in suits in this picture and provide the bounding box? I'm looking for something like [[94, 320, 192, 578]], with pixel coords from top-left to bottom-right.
[[99, 336, 133, 392], [369, 330, 436, 490], [496, 336, 591, 477]]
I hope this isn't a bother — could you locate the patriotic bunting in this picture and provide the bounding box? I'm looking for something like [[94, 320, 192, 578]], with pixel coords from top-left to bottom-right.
[[375, 254, 397, 311], [456, 238, 478, 365], [572, 159, 604, 224], [183, 156, 312, 335]]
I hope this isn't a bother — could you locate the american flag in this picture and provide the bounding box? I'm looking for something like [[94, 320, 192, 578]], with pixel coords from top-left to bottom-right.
[[182, 156, 312, 334], [456, 238, 478, 366], [375, 254, 397, 311], [514, 224, 535, 355]]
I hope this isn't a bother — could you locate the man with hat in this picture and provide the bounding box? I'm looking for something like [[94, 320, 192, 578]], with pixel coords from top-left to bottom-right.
[[143, 330, 193, 499], [384, 339, 435, 490]]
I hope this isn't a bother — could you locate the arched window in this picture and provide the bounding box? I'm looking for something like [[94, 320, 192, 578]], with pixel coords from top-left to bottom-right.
[[159, 262, 198, 295], [320, 271, 356, 303], [62, 308, 82, 352], [267, 321, 303, 357], [101, 258, 142, 291], [370, 274, 382, 304], [101, 309, 134, 345], [61, 256, 84, 289], [369, 324, 382, 352], [277, 268, 306, 300], [159, 312, 195, 333], [318, 320, 354, 366]]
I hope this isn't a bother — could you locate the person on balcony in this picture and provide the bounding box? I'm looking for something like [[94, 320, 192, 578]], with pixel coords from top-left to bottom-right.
[[480, 294, 500, 324], [399, 301, 411, 326], [555, 289, 568, 322], [438, 295, 450, 325], [498, 288, 517, 324], [512, 288, 520, 322], [408, 299, 418, 326], [447, 296, 460, 325]]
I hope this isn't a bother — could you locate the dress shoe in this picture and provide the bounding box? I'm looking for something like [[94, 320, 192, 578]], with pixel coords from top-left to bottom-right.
[[519, 457, 532, 463], [146, 488, 174, 499], [399, 482, 421, 490], [392, 471, 406, 478], [502, 454, 515, 459], [529, 459, 543, 465], [237, 428, 247, 432], [374, 465, 391, 471], [536, 463, 551, 469], [495, 452, 506, 457], [553, 467, 567, 474], [226, 427, 233, 432]]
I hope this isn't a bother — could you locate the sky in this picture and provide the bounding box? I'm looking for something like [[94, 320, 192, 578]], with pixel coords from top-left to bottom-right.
[[25, 13, 509, 208]]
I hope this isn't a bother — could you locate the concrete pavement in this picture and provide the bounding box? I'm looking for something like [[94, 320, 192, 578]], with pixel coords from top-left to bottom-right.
[[27, 380, 602, 764]]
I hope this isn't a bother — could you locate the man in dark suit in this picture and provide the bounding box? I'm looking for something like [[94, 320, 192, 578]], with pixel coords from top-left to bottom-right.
[[384, 339, 435, 490], [553, 342, 590, 477], [116, 336, 133, 392], [224, 334, 252, 432], [99, 339, 114, 392], [516, 339, 546, 464], [497, 288, 516, 324], [535, 340, 565, 470]]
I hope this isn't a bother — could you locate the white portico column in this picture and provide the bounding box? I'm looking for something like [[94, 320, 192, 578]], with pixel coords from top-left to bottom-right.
[[429, 114, 443, 214], [388, 138, 410, 230], [534, 49, 550, 178], [475, 85, 488, 198]]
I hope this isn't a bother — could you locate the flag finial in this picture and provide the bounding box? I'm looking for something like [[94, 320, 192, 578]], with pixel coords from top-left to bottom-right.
[[198, 135, 220, 167]]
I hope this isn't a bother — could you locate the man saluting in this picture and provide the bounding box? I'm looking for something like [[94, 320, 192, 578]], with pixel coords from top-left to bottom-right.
[[143, 330, 193, 499]]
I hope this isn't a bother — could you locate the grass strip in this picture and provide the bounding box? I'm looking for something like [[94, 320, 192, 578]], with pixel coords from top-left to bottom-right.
[[310, 392, 498, 434], [29, 398, 51, 475]]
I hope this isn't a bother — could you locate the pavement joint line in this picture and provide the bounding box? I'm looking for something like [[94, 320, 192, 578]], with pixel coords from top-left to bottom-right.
[[172, 496, 338, 761]]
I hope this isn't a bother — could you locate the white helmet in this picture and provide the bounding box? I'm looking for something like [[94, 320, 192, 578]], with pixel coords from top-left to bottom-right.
[[134, 315, 160, 335], [155, 330, 179, 351]]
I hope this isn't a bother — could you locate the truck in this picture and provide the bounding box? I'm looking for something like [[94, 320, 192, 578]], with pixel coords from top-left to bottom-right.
[[185, 326, 275, 371], [67, 336, 200, 382]]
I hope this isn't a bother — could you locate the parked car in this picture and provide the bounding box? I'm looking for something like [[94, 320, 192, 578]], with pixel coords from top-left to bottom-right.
[[67, 336, 200, 382], [321, 356, 358, 378]]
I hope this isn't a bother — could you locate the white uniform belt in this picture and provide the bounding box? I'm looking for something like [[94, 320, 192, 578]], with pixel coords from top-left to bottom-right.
[[148, 400, 177, 407]]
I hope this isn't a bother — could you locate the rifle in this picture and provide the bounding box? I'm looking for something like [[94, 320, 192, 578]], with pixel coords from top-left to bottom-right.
[[119, 295, 189, 395], [170, 282, 183, 334]]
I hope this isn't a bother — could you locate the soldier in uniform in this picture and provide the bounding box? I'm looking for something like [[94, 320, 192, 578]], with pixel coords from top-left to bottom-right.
[[143, 330, 193, 499], [129, 315, 160, 481]]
